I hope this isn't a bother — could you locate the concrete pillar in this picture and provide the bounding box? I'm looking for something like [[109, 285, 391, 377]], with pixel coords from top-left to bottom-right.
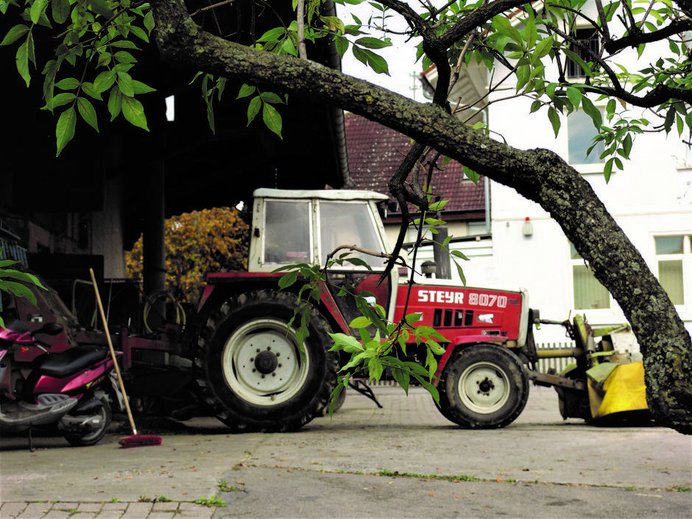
[[143, 161, 166, 297]]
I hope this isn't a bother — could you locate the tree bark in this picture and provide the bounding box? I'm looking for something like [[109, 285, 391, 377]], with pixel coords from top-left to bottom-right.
[[151, 0, 692, 434]]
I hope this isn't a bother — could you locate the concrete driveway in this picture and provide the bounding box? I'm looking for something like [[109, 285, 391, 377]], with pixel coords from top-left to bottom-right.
[[1, 386, 690, 518]]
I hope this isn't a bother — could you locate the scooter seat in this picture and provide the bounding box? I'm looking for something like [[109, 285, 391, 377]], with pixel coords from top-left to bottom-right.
[[35, 347, 109, 378]]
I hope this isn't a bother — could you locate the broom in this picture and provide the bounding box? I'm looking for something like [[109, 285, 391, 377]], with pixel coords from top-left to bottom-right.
[[89, 268, 162, 448]]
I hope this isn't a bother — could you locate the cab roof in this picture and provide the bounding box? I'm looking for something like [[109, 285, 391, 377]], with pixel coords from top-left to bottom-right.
[[253, 188, 388, 202]]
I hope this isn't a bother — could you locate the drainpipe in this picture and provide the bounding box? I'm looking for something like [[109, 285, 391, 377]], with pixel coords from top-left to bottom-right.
[[323, 0, 353, 188]]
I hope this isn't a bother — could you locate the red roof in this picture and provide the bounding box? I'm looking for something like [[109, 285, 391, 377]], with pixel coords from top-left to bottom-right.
[[344, 113, 485, 218]]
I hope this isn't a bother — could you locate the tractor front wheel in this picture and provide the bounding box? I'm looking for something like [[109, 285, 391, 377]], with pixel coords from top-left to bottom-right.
[[197, 290, 338, 432], [437, 344, 529, 429]]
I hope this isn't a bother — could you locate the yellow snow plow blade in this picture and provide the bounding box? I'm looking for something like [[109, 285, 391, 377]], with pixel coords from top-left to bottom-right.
[[587, 361, 648, 419]]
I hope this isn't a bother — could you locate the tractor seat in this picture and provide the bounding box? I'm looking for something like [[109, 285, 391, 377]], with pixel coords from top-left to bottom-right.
[[35, 347, 109, 378]]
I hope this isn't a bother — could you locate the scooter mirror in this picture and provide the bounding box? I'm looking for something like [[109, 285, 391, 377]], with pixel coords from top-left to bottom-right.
[[35, 322, 64, 336]]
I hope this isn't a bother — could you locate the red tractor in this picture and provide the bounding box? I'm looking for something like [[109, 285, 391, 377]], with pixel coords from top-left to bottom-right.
[[164, 189, 535, 431], [4, 189, 646, 432]]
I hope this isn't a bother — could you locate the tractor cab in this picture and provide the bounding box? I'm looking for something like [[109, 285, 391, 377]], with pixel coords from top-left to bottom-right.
[[248, 188, 391, 272], [248, 189, 398, 324]]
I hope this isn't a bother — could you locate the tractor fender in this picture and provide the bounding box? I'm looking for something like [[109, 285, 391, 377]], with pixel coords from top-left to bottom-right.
[[197, 272, 351, 336], [435, 337, 514, 384]]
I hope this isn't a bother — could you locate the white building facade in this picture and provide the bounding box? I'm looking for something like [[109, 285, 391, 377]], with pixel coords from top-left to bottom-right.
[[421, 5, 692, 342]]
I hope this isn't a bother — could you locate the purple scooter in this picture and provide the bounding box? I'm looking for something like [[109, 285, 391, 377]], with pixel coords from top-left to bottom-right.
[[0, 321, 117, 448]]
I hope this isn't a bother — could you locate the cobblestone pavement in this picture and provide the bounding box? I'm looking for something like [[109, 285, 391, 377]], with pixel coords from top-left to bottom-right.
[[0, 501, 215, 519]]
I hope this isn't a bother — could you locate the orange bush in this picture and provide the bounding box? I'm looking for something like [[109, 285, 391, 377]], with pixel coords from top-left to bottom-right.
[[126, 207, 249, 303]]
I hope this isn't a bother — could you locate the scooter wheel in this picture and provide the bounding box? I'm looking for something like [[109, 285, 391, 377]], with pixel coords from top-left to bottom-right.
[[63, 393, 112, 447]]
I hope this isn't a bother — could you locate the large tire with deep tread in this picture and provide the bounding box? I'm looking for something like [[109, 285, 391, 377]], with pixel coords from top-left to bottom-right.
[[437, 344, 529, 429], [197, 290, 338, 432]]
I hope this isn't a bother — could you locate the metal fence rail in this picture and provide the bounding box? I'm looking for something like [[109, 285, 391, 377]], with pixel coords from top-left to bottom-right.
[[536, 341, 576, 374]]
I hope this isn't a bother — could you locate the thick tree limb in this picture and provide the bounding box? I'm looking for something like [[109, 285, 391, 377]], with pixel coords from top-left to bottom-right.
[[151, 0, 692, 434]]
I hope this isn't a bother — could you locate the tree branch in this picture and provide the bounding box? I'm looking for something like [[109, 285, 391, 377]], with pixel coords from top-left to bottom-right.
[[604, 19, 692, 53], [150, 0, 692, 434]]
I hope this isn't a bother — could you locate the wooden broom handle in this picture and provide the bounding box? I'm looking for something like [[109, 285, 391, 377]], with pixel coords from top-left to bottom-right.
[[89, 268, 138, 435]]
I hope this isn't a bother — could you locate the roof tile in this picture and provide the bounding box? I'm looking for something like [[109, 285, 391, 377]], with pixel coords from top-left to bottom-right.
[[344, 113, 485, 215]]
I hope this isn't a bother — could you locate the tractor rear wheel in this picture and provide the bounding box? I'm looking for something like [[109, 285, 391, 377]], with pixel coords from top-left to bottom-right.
[[437, 344, 529, 429], [197, 290, 338, 432]]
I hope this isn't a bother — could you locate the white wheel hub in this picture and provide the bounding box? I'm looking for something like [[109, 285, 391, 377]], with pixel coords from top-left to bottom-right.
[[222, 319, 309, 406], [457, 361, 510, 414]]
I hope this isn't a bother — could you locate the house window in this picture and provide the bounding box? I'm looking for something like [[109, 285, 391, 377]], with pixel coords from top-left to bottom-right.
[[571, 244, 610, 309], [655, 235, 691, 305], [567, 28, 600, 79], [567, 109, 604, 165]]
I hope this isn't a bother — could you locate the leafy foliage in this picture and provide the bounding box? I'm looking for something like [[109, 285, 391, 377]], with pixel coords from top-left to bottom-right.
[[126, 207, 249, 303], [0, 0, 156, 155], [276, 251, 447, 413], [0, 260, 46, 327]]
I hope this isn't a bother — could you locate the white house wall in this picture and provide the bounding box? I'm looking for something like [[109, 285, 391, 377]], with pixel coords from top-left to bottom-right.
[[485, 71, 692, 342]]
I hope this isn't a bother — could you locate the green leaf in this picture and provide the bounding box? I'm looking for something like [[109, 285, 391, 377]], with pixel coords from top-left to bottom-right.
[[355, 36, 391, 49], [581, 96, 602, 129], [352, 46, 389, 75], [114, 51, 137, 64], [129, 25, 149, 43], [0, 280, 37, 304], [143, 11, 155, 33], [278, 270, 298, 289], [426, 339, 446, 356], [93, 70, 116, 93], [55, 107, 76, 156], [566, 86, 581, 109], [1, 24, 29, 46], [15, 40, 30, 87], [334, 34, 349, 57], [405, 312, 422, 325], [117, 71, 135, 97], [77, 97, 99, 131], [107, 87, 122, 120], [454, 261, 467, 286], [390, 367, 410, 393], [257, 26, 285, 43], [122, 96, 149, 131], [534, 36, 553, 59], [260, 92, 284, 104], [51, 0, 71, 24], [464, 166, 480, 183], [237, 83, 256, 100], [88, 0, 114, 18], [30, 0, 48, 24], [547, 106, 561, 137], [603, 157, 613, 183], [367, 356, 383, 381], [516, 64, 531, 92], [131, 80, 156, 94], [55, 77, 80, 90], [246, 96, 261, 125], [622, 133, 632, 158], [43, 92, 75, 111], [350, 316, 372, 329], [329, 333, 364, 354], [262, 102, 283, 138], [0, 269, 45, 288]]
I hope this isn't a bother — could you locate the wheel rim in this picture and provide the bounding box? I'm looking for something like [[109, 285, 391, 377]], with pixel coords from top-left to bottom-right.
[[71, 397, 107, 442], [457, 361, 510, 414], [222, 318, 309, 406]]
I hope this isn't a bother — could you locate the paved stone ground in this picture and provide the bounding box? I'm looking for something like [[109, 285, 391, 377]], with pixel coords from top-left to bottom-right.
[[1, 386, 691, 518]]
